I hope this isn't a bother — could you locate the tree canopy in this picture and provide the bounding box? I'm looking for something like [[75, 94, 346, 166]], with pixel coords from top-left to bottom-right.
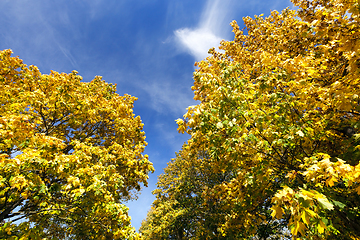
[[0, 49, 154, 239], [141, 0, 360, 239]]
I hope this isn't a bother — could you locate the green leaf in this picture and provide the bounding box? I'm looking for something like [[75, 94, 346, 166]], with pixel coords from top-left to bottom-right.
[[332, 200, 346, 209]]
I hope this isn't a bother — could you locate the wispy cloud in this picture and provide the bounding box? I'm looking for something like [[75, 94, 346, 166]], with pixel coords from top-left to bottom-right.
[[174, 0, 234, 60], [52, 37, 80, 70], [137, 80, 196, 116]]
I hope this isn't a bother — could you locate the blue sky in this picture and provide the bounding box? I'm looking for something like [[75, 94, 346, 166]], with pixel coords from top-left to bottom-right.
[[1, 0, 293, 231]]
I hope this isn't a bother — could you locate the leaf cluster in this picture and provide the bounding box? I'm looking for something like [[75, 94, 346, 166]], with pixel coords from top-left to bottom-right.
[[0, 49, 154, 239], [142, 0, 360, 239]]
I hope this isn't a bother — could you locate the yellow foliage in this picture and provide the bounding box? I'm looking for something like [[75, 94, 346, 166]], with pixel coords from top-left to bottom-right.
[[143, 0, 360, 239], [0, 49, 153, 239]]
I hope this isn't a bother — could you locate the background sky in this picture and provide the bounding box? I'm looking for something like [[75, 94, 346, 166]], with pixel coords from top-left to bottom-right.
[[1, 0, 293, 231]]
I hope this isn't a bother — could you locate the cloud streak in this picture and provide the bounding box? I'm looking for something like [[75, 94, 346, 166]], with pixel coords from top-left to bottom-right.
[[174, 0, 234, 60], [137, 80, 196, 116]]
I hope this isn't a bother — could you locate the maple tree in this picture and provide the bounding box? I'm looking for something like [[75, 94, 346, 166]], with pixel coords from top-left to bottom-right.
[[141, 0, 360, 239], [139, 149, 240, 239], [0, 49, 154, 239]]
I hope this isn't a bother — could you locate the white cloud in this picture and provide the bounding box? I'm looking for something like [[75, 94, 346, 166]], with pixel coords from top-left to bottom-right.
[[174, 0, 234, 61], [174, 28, 222, 61]]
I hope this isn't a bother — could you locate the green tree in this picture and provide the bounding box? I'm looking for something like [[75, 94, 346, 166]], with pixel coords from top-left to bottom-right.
[[0, 49, 154, 239], [142, 0, 360, 239], [140, 149, 239, 239]]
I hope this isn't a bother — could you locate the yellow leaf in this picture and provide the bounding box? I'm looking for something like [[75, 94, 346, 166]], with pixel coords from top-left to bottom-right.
[[355, 186, 360, 195], [270, 205, 283, 219], [306, 209, 318, 218], [301, 211, 310, 225], [317, 220, 326, 234], [292, 221, 306, 236], [317, 195, 334, 210], [326, 176, 336, 187]]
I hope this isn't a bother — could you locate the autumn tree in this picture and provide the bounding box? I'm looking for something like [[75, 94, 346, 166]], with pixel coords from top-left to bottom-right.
[[139, 148, 245, 239], [142, 0, 360, 239], [0, 49, 154, 239]]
